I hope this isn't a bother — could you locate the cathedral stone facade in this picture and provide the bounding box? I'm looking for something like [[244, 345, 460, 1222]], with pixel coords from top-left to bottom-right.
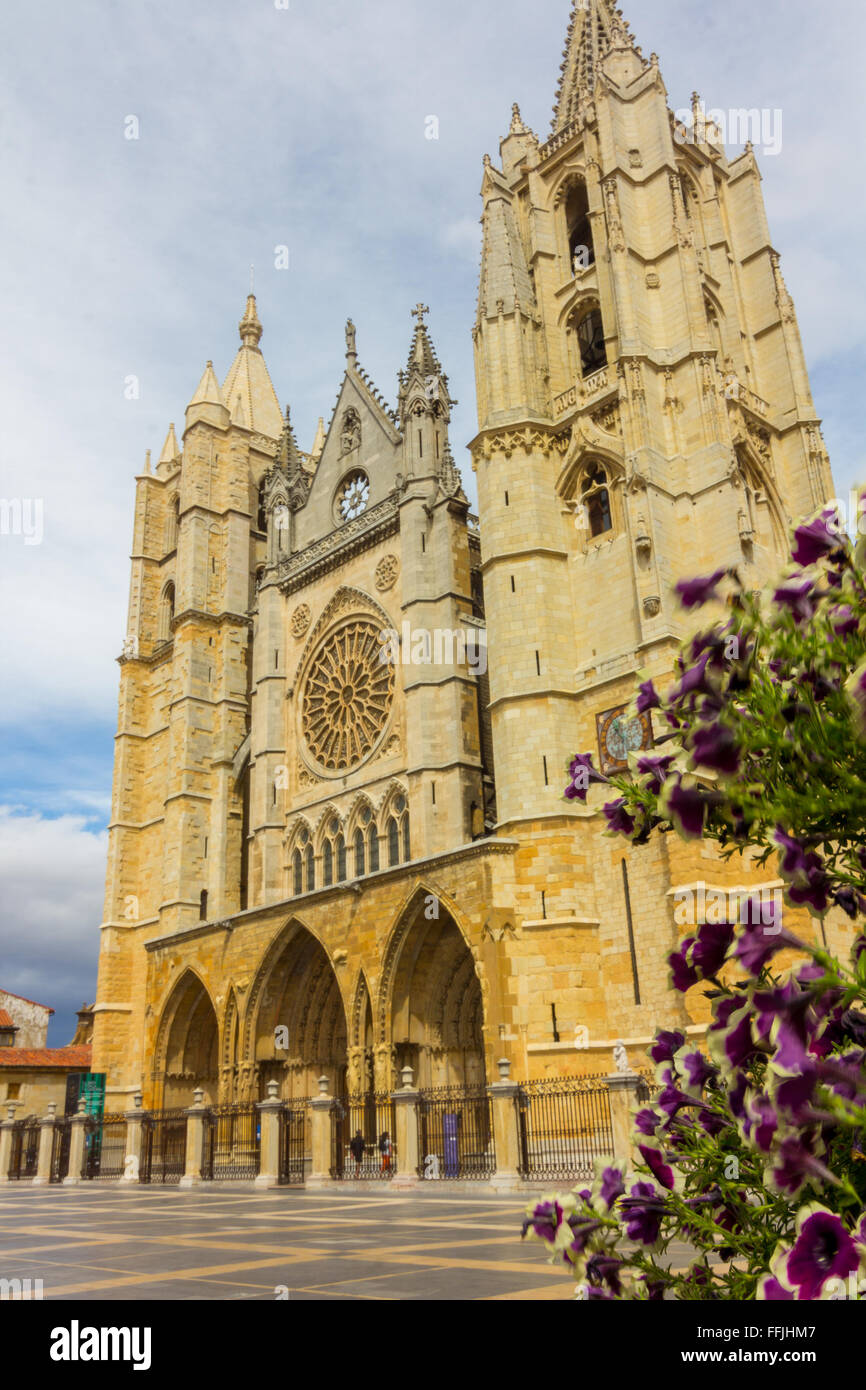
[[91, 1, 845, 1109]]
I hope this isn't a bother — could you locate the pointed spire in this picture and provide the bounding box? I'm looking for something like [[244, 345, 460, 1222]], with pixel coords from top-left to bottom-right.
[[552, 1, 641, 132], [189, 360, 223, 408], [509, 102, 527, 134], [276, 404, 302, 477], [238, 294, 263, 349], [406, 303, 442, 378], [222, 296, 282, 437], [311, 416, 326, 459], [158, 422, 180, 468]]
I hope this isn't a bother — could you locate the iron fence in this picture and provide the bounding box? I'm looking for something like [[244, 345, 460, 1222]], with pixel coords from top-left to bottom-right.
[[331, 1093, 396, 1179], [82, 1112, 127, 1180], [416, 1085, 495, 1180], [202, 1103, 260, 1180], [7, 1116, 40, 1180], [50, 1117, 71, 1183], [278, 1100, 311, 1186], [140, 1108, 187, 1184], [517, 1077, 613, 1181]]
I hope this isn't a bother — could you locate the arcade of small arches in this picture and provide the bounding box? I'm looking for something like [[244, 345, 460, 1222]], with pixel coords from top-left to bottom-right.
[[287, 789, 411, 896], [153, 890, 485, 1109]]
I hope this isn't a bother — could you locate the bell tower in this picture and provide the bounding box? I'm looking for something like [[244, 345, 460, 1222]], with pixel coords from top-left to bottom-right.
[[471, 0, 834, 834]]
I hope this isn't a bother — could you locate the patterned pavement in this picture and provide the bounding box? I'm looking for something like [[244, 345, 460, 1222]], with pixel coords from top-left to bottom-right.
[[0, 1185, 577, 1301]]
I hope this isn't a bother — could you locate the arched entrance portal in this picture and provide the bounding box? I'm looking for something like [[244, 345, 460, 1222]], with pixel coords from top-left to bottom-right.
[[157, 972, 219, 1107], [250, 925, 347, 1100], [389, 902, 485, 1089]]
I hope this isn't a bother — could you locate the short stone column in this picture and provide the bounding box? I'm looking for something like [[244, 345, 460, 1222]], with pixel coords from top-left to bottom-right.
[[0, 1103, 19, 1184], [34, 1102, 58, 1185], [256, 1081, 283, 1188], [180, 1088, 208, 1187], [63, 1099, 89, 1185], [605, 1067, 643, 1166], [390, 1065, 420, 1190], [487, 1057, 522, 1192], [306, 1076, 334, 1191], [120, 1092, 145, 1184]]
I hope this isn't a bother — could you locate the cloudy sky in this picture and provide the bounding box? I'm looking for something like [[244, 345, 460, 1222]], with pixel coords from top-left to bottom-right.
[[0, 0, 863, 1043]]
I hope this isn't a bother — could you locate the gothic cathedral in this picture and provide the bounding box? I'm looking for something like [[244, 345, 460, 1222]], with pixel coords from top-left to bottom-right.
[[91, 1, 841, 1108]]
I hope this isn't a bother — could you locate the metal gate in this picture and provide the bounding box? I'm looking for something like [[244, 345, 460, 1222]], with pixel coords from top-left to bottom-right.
[[202, 1103, 260, 1180], [82, 1112, 127, 1180], [50, 1117, 71, 1183], [416, 1087, 494, 1179], [330, 1093, 396, 1179], [517, 1077, 613, 1181], [140, 1108, 187, 1184], [8, 1117, 40, 1179], [278, 1102, 309, 1185]]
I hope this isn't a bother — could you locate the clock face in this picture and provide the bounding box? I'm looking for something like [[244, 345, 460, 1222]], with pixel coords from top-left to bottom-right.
[[596, 706, 652, 774]]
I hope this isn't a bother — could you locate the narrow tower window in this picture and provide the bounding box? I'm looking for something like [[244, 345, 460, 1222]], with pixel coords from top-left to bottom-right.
[[565, 182, 595, 272], [581, 462, 613, 538]]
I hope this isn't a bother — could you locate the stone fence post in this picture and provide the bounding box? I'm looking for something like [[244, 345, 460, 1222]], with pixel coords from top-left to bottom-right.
[[256, 1081, 283, 1187], [605, 1052, 643, 1165], [0, 1103, 19, 1184], [63, 1099, 88, 1185], [390, 1065, 419, 1190], [307, 1076, 334, 1190], [34, 1101, 58, 1186], [121, 1092, 145, 1184], [488, 1057, 522, 1192], [180, 1088, 208, 1187]]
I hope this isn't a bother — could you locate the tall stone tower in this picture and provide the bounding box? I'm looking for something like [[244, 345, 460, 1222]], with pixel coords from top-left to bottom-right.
[[468, 0, 838, 1050]]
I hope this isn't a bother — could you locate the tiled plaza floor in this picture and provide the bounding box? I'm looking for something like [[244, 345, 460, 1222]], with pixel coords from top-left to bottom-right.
[[0, 1184, 579, 1301]]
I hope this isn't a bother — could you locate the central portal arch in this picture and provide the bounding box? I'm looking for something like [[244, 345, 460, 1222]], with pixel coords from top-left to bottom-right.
[[383, 892, 486, 1090], [246, 922, 348, 1100]]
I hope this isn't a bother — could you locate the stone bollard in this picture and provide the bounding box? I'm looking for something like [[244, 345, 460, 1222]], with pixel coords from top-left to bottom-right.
[[180, 1087, 208, 1187], [120, 1092, 145, 1184], [34, 1101, 58, 1186], [306, 1075, 334, 1191], [256, 1080, 283, 1188], [487, 1057, 522, 1192], [63, 1099, 89, 1185], [0, 1103, 19, 1184], [390, 1065, 419, 1190]]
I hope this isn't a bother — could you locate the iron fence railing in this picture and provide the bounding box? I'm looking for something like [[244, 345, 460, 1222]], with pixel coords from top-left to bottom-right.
[[517, 1078, 613, 1181], [278, 1100, 311, 1186], [82, 1112, 127, 1180], [202, 1103, 260, 1181], [50, 1117, 72, 1183], [140, 1108, 187, 1184], [7, 1117, 40, 1180], [330, 1093, 396, 1179], [416, 1085, 495, 1180]]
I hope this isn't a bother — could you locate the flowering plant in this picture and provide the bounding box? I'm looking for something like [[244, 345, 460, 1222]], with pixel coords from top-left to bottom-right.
[[530, 505, 866, 1299]]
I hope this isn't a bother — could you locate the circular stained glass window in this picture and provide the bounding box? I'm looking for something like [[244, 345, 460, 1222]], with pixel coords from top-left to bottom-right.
[[336, 471, 370, 523], [302, 621, 394, 772]]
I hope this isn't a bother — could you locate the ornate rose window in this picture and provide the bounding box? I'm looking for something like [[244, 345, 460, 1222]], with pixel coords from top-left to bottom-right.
[[335, 470, 369, 523], [301, 620, 394, 772]]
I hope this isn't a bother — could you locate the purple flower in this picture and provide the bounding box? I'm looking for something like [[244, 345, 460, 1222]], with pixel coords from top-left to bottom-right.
[[743, 1093, 779, 1154], [830, 605, 858, 637], [675, 568, 727, 610], [783, 1207, 861, 1300], [846, 659, 866, 738], [634, 1107, 660, 1136], [661, 777, 717, 838], [709, 1004, 757, 1073], [649, 1030, 686, 1065], [834, 887, 866, 919], [691, 920, 735, 978], [565, 752, 608, 803], [597, 1164, 625, 1211], [678, 1048, 717, 1095], [638, 1142, 675, 1191], [773, 577, 817, 624], [766, 1135, 836, 1199], [758, 1274, 796, 1301], [636, 678, 661, 713], [602, 798, 636, 836], [636, 753, 675, 794], [669, 650, 715, 703], [668, 938, 698, 993], [688, 721, 741, 775], [521, 1199, 563, 1242], [585, 1253, 625, 1295], [791, 507, 843, 567], [620, 1181, 667, 1245], [735, 912, 803, 975]]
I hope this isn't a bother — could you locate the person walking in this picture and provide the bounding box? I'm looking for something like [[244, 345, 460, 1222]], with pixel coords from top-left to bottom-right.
[[378, 1130, 392, 1173], [349, 1129, 365, 1177]]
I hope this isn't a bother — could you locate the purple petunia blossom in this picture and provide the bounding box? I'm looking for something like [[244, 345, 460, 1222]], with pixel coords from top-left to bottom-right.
[[521, 1200, 563, 1242], [675, 568, 727, 610], [691, 920, 735, 978], [636, 753, 675, 794], [620, 1181, 667, 1245], [668, 939, 698, 993], [830, 604, 859, 637], [602, 798, 636, 836], [689, 721, 741, 775], [650, 1030, 686, 1065], [784, 1207, 861, 1300], [634, 1107, 660, 1136], [638, 1142, 676, 1191], [677, 1048, 717, 1095], [846, 659, 866, 739], [773, 577, 817, 624], [598, 1165, 625, 1211], [758, 1275, 796, 1301], [766, 1135, 837, 1199], [669, 650, 715, 703], [662, 777, 717, 838], [791, 507, 843, 567], [743, 1092, 779, 1154], [709, 1004, 757, 1073], [636, 678, 661, 713], [564, 752, 609, 803]]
